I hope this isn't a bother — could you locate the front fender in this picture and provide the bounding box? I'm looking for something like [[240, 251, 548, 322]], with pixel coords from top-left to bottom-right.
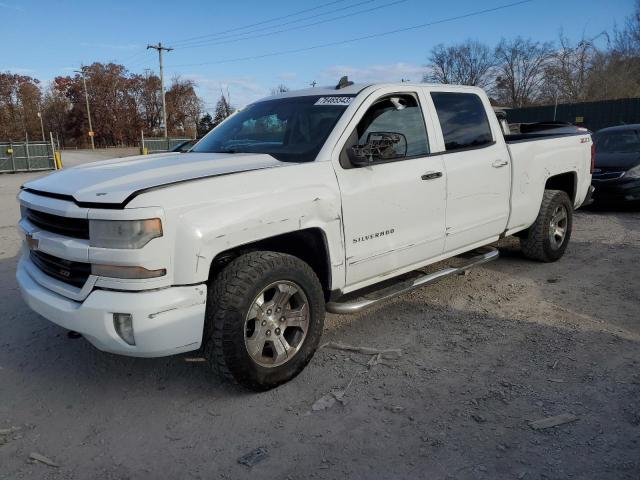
[[168, 162, 345, 289]]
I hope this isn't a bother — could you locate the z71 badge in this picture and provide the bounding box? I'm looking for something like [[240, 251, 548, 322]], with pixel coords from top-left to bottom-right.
[[353, 228, 395, 244], [25, 233, 39, 251]]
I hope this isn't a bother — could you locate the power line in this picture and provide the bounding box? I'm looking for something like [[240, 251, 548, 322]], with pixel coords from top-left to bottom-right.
[[173, 0, 378, 48], [175, 0, 407, 50], [168, 0, 533, 68], [169, 0, 352, 46]]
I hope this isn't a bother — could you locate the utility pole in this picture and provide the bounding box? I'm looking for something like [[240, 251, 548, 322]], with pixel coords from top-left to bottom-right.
[[147, 42, 173, 139], [75, 67, 95, 149]]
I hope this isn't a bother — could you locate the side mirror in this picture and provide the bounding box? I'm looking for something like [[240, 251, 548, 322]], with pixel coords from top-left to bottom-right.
[[347, 132, 408, 167], [346, 146, 373, 167]]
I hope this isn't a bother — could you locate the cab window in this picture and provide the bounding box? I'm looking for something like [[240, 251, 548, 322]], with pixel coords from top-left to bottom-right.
[[341, 94, 430, 167], [431, 92, 494, 151]]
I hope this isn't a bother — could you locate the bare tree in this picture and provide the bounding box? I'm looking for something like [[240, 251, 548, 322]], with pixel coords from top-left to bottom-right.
[[41, 83, 71, 145], [613, 0, 640, 56], [166, 76, 203, 137], [270, 84, 290, 95], [541, 33, 600, 104], [588, 0, 640, 100], [493, 37, 553, 107], [424, 40, 496, 88]]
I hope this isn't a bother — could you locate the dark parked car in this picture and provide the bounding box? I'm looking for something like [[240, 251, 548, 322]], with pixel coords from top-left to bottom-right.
[[592, 125, 640, 203]]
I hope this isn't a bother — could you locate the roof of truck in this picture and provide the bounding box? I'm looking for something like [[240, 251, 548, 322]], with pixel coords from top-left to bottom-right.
[[261, 83, 371, 101], [259, 82, 483, 102]]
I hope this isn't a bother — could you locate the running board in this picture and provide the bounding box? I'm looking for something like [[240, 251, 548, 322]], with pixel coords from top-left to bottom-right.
[[326, 247, 499, 315]]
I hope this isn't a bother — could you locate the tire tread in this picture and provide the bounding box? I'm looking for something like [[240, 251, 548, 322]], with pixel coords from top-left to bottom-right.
[[520, 189, 572, 262], [203, 251, 324, 390]]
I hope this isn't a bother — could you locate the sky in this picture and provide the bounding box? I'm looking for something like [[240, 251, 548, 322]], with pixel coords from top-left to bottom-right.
[[1, 0, 635, 111]]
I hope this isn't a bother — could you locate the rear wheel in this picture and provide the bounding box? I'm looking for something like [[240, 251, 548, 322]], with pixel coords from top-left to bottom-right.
[[203, 251, 325, 390], [520, 189, 573, 262]]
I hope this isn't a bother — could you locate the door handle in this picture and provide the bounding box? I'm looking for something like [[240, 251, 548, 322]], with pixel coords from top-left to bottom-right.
[[421, 171, 443, 181], [492, 159, 509, 168]]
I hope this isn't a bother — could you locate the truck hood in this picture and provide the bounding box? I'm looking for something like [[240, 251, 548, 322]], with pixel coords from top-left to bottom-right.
[[23, 152, 285, 205]]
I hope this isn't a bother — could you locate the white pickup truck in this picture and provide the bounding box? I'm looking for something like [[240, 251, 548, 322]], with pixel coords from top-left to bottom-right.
[[17, 80, 594, 390]]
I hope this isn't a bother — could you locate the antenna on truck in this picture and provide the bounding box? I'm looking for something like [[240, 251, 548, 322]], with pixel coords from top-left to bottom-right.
[[335, 76, 354, 90]]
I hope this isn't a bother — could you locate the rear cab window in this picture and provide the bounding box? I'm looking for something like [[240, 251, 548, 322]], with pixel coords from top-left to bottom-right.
[[594, 129, 640, 154], [431, 92, 494, 152]]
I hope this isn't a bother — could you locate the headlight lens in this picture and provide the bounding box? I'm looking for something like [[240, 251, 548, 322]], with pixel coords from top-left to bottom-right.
[[89, 219, 162, 249], [626, 164, 640, 179]]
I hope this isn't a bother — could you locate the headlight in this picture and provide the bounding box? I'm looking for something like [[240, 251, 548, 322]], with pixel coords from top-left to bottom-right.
[[89, 219, 162, 249], [626, 164, 640, 179]]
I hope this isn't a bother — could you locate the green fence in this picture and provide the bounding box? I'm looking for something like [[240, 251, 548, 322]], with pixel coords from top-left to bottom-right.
[[0, 141, 55, 173], [507, 97, 640, 132], [142, 137, 192, 153]]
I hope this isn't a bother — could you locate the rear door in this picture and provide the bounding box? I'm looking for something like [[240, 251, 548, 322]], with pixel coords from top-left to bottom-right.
[[333, 89, 446, 289], [428, 90, 511, 252]]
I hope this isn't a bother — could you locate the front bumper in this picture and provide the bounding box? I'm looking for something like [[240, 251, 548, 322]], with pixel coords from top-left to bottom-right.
[[17, 257, 207, 357]]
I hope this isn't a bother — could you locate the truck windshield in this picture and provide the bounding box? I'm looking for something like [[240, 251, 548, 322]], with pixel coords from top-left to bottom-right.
[[192, 95, 354, 162]]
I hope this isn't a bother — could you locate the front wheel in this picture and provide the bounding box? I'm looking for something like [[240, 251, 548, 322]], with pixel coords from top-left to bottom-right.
[[520, 189, 573, 262], [203, 251, 325, 390]]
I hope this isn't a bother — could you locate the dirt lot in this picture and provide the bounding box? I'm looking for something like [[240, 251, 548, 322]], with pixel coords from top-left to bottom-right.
[[1, 150, 639, 479]]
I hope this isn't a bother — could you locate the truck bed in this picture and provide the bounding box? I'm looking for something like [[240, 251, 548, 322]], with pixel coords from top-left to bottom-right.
[[505, 132, 585, 143], [505, 132, 592, 234]]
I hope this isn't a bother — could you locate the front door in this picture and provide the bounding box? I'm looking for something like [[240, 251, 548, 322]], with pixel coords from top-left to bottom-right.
[[334, 91, 446, 288]]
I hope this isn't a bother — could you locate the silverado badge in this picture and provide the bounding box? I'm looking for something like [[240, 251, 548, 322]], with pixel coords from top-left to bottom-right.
[[352, 228, 395, 244]]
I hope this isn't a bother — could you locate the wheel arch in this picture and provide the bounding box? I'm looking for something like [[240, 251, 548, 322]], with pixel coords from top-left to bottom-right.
[[208, 228, 333, 300], [545, 171, 577, 203]]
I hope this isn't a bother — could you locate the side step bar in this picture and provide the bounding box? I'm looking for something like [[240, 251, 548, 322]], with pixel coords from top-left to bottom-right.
[[326, 247, 499, 315]]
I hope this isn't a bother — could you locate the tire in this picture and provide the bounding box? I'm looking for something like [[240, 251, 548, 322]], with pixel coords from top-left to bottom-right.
[[520, 189, 573, 262], [203, 251, 325, 391]]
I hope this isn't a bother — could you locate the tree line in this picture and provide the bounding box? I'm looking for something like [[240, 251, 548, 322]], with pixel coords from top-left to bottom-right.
[[0, 63, 207, 147], [424, 1, 640, 108]]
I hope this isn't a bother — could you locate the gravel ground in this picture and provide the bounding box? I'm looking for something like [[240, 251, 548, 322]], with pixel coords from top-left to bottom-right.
[[0, 150, 638, 479]]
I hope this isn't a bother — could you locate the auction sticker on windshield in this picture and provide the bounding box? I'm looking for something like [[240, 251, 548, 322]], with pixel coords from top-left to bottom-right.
[[314, 97, 353, 106]]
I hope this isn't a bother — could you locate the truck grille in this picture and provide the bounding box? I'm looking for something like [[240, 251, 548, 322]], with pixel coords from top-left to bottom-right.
[[24, 208, 89, 239], [30, 250, 91, 288]]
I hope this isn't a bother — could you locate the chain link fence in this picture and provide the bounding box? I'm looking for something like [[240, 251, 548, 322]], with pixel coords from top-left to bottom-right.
[[141, 137, 192, 154], [0, 141, 55, 173]]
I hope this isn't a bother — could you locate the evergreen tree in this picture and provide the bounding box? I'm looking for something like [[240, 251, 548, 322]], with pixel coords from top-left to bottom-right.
[[212, 95, 233, 127], [197, 113, 214, 136]]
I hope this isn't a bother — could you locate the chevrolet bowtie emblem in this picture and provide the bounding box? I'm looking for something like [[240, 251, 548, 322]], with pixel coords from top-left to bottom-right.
[[25, 233, 39, 250]]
